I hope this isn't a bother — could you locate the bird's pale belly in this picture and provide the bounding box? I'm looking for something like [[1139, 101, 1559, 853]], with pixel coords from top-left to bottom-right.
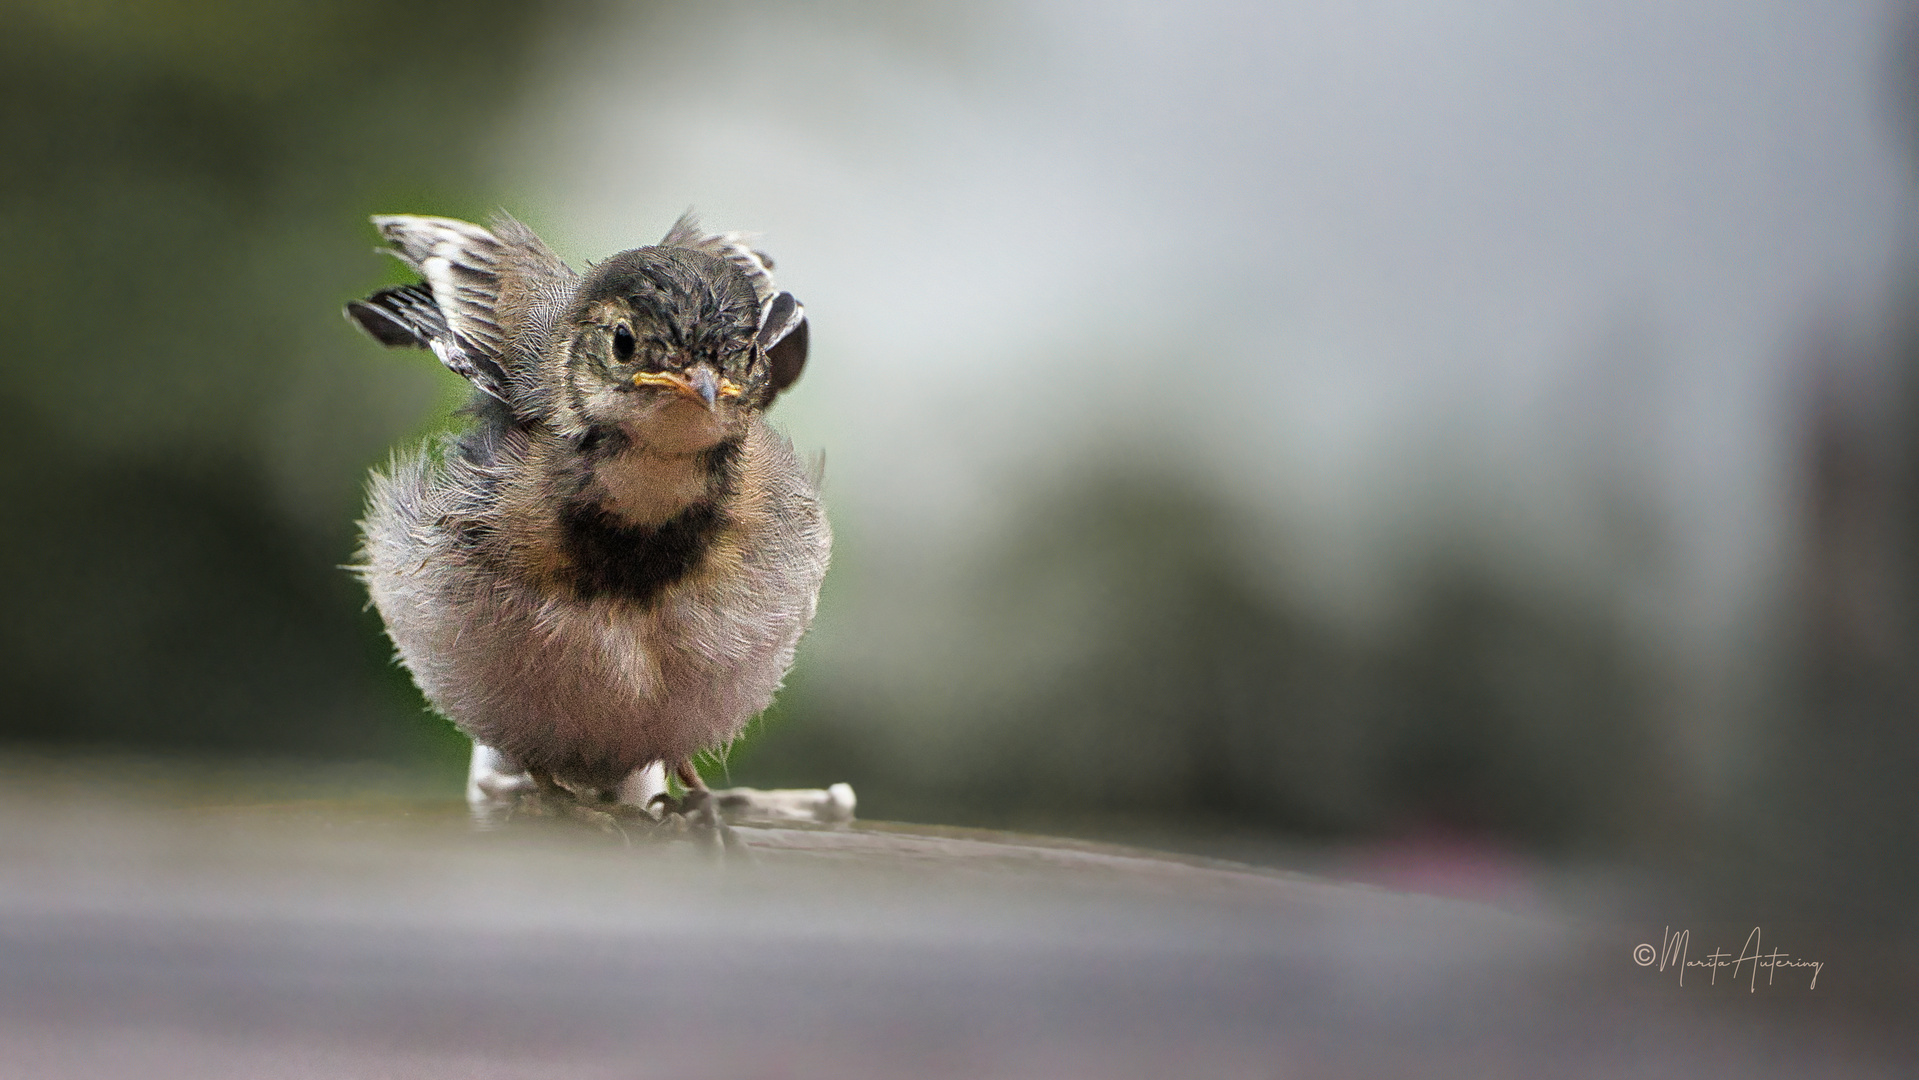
[[376, 571, 804, 790]]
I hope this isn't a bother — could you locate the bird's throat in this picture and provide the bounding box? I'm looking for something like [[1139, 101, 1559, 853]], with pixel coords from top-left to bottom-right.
[[581, 435, 739, 529]]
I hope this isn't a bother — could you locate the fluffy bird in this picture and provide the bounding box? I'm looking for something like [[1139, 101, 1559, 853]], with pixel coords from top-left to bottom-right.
[[345, 212, 828, 815]]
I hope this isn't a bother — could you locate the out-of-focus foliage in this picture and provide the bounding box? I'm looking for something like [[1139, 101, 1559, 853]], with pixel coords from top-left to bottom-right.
[[0, 0, 581, 762], [732, 466, 1668, 853]]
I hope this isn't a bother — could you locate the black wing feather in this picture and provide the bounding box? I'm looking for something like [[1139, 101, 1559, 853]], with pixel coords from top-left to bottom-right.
[[346, 284, 444, 347], [344, 282, 511, 402]]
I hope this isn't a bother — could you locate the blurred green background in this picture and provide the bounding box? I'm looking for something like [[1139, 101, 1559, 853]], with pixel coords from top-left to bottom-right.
[[0, 0, 583, 770], [2, 0, 1916, 947]]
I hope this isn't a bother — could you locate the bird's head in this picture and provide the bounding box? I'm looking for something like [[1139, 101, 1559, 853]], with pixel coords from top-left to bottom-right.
[[559, 246, 806, 453]]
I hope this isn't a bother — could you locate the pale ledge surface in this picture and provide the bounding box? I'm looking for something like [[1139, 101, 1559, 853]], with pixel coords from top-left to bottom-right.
[[0, 783, 1900, 1079]]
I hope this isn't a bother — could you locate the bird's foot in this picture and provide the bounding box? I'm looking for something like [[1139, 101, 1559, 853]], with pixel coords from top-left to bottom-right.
[[480, 784, 737, 852], [643, 787, 741, 852], [465, 765, 720, 850]]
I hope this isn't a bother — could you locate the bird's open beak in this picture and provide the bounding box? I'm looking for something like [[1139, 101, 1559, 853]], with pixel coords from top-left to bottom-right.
[[631, 366, 742, 408]]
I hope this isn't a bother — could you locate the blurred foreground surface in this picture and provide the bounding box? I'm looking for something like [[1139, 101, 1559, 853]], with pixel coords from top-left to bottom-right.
[[0, 770, 1904, 1080]]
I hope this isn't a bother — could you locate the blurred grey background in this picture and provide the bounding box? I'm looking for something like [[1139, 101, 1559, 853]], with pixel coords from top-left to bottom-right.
[[3, 0, 1916, 950]]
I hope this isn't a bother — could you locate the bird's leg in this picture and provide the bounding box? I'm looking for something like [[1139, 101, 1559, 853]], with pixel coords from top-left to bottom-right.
[[468, 744, 627, 832], [613, 760, 669, 809], [466, 744, 538, 827], [646, 758, 710, 817], [636, 758, 733, 848], [467, 744, 537, 803], [675, 758, 708, 794]]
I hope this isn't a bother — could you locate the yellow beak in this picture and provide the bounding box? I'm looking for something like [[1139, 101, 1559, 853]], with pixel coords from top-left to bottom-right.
[[631, 368, 743, 407]]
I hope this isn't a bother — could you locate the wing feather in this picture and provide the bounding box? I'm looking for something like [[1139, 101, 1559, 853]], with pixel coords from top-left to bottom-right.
[[659, 210, 808, 371], [347, 213, 577, 405]]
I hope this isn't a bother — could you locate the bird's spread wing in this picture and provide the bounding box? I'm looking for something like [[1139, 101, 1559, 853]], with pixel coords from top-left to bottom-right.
[[346, 281, 513, 399], [660, 211, 808, 394], [345, 213, 576, 405]]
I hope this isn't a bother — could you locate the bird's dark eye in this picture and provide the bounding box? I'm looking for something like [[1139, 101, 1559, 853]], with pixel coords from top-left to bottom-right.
[[612, 325, 636, 362]]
